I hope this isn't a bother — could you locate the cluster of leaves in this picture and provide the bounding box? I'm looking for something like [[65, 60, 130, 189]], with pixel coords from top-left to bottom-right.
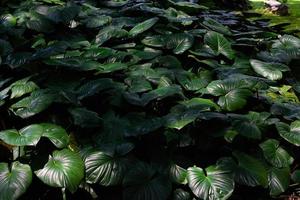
[[1, 0, 300, 199]]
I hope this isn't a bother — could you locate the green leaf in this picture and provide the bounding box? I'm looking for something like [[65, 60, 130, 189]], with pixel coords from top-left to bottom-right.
[[202, 18, 232, 36], [173, 189, 191, 200], [232, 152, 268, 187], [250, 59, 289, 81], [0, 162, 32, 200], [69, 107, 102, 128], [35, 149, 84, 193], [82, 148, 128, 186], [166, 33, 194, 54], [0, 124, 43, 146], [268, 167, 290, 196], [167, 0, 208, 13], [230, 112, 271, 139], [124, 85, 183, 106], [260, 139, 294, 168], [40, 123, 69, 148], [291, 169, 300, 183], [95, 26, 128, 45], [10, 90, 56, 118], [9, 77, 38, 99], [187, 165, 234, 200], [206, 79, 252, 111], [84, 15, 112, 28], [204, 31, 235, 59], [276, 121, 300, 146], [142, 35, 166, 48], [129, 17, 159, 36], [169, 164, 187, 184], [123, 162, 172, 200]]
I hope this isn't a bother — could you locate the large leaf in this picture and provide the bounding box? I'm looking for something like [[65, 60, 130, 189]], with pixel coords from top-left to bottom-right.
[[82, 148, 128, 186], [276, 121, 300, 146], [169, 164, 187, 184], [187, 165, 234, 200], [202, 18, 232, 36], [232, 152, 268, 187], [10, 90, 56, 118], [69, 107, 102, 128], [250, 59, 289, 81], [268, 167, 290, 196], [0, 162, 32, 200], [35, 149, 84, 193], [40, 123, 69, 148], [260, 139, 294, 168], [166, 33, 194, 54], [123, 162, 172, 200], [229, 112, 272, 139], [173, 189, 191, 200], [124, 85, 183, 106], [129, 17, 159, 36], [206, 79, 252, 111], [0, 124, 43, 146], [204, 31, 235, 59]]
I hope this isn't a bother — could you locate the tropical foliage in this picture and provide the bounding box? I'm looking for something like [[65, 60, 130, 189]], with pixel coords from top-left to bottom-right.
[[0, 0, 300, 199]]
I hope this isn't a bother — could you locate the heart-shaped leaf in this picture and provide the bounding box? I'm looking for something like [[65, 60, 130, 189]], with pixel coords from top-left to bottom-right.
[[123, 162, 172, 200], [276, 121, 300, 146], [232, 152, 268, 187], [0, 161, 32, 200], [35, 149, 84, 193], [40, 123, 69, 148], [82, 148, 128, 186], [169, 164, 187, 184], [166, 33, 194, 54], [0, 124, 44, 146], [206, 79, 252, 111], [10, 90, 56, 118], [204, 31, 235, 59], [250, 59, 289, 81], [187, 165, 234, 200], [260, 139, 294, 168], [268, 167, 290, 196]]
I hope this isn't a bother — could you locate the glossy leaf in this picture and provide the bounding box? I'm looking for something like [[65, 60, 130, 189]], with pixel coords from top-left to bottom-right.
[[187, 165, 234, 200], [129, 17, 159, 36], [35, 149, 84, 193], [276, 121, 300, 146], [0, 162, 32, 200], [206, 79, 252, 111], [204, 31, 235, 59], [0, 124, 43, 146], [250, 59, 289, 81], [82, 148, 128, 186], [260, 139, 294, 168]]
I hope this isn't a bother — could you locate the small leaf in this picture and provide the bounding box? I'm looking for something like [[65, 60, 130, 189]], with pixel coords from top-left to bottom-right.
[[0, 161, 32, 200], [35, 149, 84, 193]]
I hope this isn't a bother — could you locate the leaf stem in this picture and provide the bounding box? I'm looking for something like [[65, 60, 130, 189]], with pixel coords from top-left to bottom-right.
[[61, 188, 66, 200]]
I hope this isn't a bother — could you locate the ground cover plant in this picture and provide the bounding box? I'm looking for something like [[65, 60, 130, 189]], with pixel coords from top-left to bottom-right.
[[1, 0, 300, 199]]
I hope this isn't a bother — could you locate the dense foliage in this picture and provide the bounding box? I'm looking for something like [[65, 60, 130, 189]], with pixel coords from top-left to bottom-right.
[[1, 0, 300, 199]]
